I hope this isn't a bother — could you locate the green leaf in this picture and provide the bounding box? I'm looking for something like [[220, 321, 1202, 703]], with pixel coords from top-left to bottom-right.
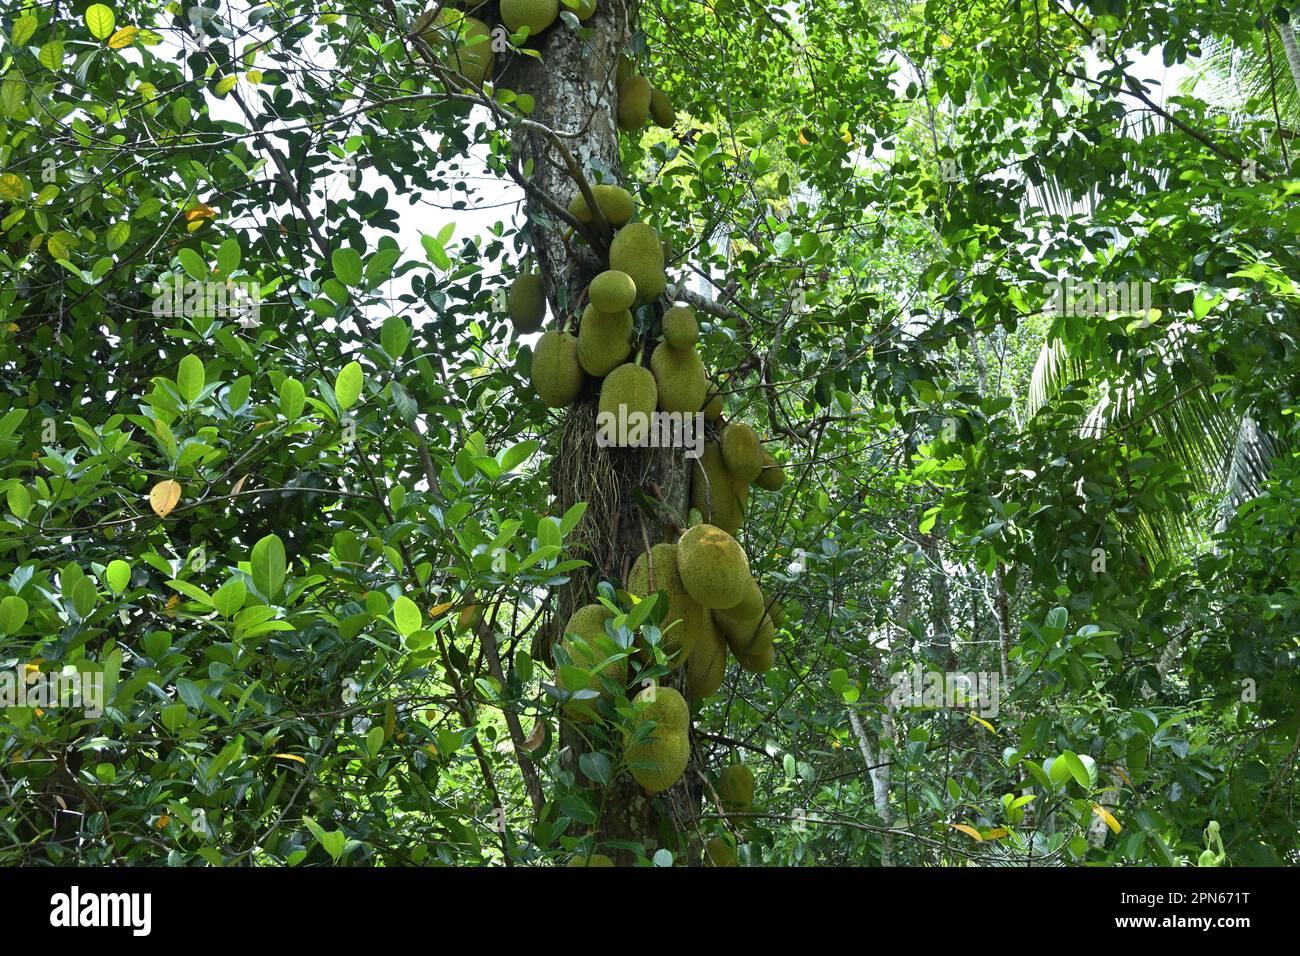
[[85, 4, 116, 40], [0, 595, 29, 635], [38, 39, 64, 72], [105, 559, 131, 594], [380, 315, 411, 360], [279, 377, 306, 420], [366, 724, 384, 758], [579, 751, 611, 784], [251, 533, 286, 600], [11, 15, 38, 46], [217, 237, 241, 275], [393, 596, 421, 637], [499, 439, 538, 474], [177, 354, 205, 403], [332, 247, 362, 287], [6, 483, 31, 520], [334, 361, 363, 411], [212, 579, 247, 618], [177, 247, 207, 281]]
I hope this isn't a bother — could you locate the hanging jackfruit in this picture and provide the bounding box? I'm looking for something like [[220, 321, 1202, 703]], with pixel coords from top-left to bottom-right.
[[531, 329, 584, 407], [677, 523, 751, 610]]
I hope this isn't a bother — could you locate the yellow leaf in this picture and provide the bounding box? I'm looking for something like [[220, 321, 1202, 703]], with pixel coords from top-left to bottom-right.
[[213, 75, 238, 96], [149, 479, 182, 517], [984, 828, 1010, 840], [967, 713, 996, 734], [245, 69, 263, 84], [164, 594, 179, 617], [184, 203, 216, 222], [428, 601, 454, 619], [155, 815, 171, 828], [108, 26, 138, 49], [1112, 766, 1133, 787], [1091, 803, 1121, 834], [272, 753, 306, 764], [950, 823, 983, 841]]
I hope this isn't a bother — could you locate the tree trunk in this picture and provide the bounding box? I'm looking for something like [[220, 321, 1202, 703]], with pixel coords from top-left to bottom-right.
[[506, 5, 700, 864]]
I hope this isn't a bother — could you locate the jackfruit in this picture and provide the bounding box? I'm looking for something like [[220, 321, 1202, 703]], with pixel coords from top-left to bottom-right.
[[609, 222, 666, 303], [715, 576, 764, 625], [577, 304, 633, 377], [718, 763, 755, 811], [719, 616, 774, 659], [690, 441, 744, 534], [649, 342, 706, 413], [615, 54, 635, 89], [574, 0, 597, 19], [423, 11, 494, 86], [588, 270, 637, 313], [737, 629, 775, 673], [501, 0, 559, 36], [720, 422, 763, 483], [625, 685, 690, 794], [598, 363, 658, 446], [754, 449, 785, 491], [677, 523, 751, 610], [769, 602, 786, 627], [531, 329, 584, 407], [661, 305, 698, 349], [568, 184, 635, 229], [702, 382, 722, 421], [649, 89, 676, 128], [705, 836, 738, 867], [686, 612, 727, 702], [617, 74, 652, 131], [627, 543, 703, 668], [556, 604, 627, 717], [508, 272, 546, 332], [567, 853, 614, 866]]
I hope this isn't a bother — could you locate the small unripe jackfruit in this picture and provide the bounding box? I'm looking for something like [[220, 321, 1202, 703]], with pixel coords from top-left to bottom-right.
[[687, 613, 727, 702], [649, 342, 707, 414], [690, 441, 744, 535], [508, 272, 546, 332], [754, 449, 785, 490], [577, 304, 633, 377], [702, 381, 722, 421], [661, 305, 698, 349], [568, 184, 635, 228], [609, 222, 666, 303], [501, 0, 559, 36], [737, 630, 775, 673], [574, 0, 597, 19], [556, 604, 627, 717], [589, 270, 637, 313], [718, 763, 755, 810], [615, 54, 635, 89], [720, 422, 764, 483], [625, 685, 690, 794], [598, 363, 658, 446], [706, 836, 738, 867], [532, 329, 584, 407], [618, 75, 652, 131], [677, 523, 751, 610], [627, 543, 703, 668], [649, 89, 676, 128], [423, 12, 494, 86]]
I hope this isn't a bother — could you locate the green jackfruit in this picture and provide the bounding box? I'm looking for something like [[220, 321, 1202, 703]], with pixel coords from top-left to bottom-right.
[[556, 604, 627, 719], [705, 836, 738, 867], [589, 270, 637, 313], [625, 685, 690, 794], [531, 329, 584, 407], [423, 11, 494, 86], [649, 89, 676, 128], [567, 853, 614, 867], [661, 305, 698, 349], [720, 616, 773, 659], [677, 523, 751, 610], [500, 0, 559, 36], [575, 0, 597, 19], [577, 304, 633, 377], [737, 629, 775, 673], [627, 543, 703, 668], [615, 54, 635, 89], [718, 763, 755, 811], [507, 272, 546, 332], [702, 381, 722, 421], [687, 612, 727, 702], [617, 74, 652, 131], [649, 342, 706, 413], [720, 422, 764, 483], [754, 449, 785, 490], [715, 576, 765, 625], [568, 184, 635, 228], [609, 222, 666, 303], [598, 363, 658, 446], [690, 441, 744, 535]]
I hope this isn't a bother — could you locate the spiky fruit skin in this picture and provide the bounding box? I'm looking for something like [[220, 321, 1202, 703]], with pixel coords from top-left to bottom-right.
[[677, 523, 751, 610], [754, 449, 785, 490], [690, 441, 744, 534], [649, 342, 706, 414], [737, 630, 775, 673], [720, 616, 773, 659], [720, 422, 764, 483], [627, 543, 702, 668], [508, 272, 546, 332], [609, 222, 666, 303], [500, 0, 559, 35], [615, 54, 635, 89], [687, 612, 727, 702], [716, 576, 764, 624], [575, 0, 598, 20], [576, 304, 633, 377], [423, 12, 494, 86], [532, 330, 584, 407], [662, 305, 698, 348], [649, 89, 676, 128], [598, 363, 658, 446], [567, 853, 615, 866], [706, 837, 738, 867], [556, 604, 627, 720], [617, 74, 652, 131], [718, 763, 755, 810], [589, 270, 637, 313], [568, 184, 635, 228], [625, 686, 690, 794]]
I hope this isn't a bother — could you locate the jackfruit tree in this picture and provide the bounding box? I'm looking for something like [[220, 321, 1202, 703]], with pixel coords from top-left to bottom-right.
[[2, 0, 1299, 870]]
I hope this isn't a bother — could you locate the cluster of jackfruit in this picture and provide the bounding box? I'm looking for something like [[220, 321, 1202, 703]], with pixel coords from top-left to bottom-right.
[[419, 1, 598, 87], [615, 55, 676, 132]]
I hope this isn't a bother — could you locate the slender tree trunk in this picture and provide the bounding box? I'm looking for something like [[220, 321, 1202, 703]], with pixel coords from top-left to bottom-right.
[[507, 5, 700, 864]]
